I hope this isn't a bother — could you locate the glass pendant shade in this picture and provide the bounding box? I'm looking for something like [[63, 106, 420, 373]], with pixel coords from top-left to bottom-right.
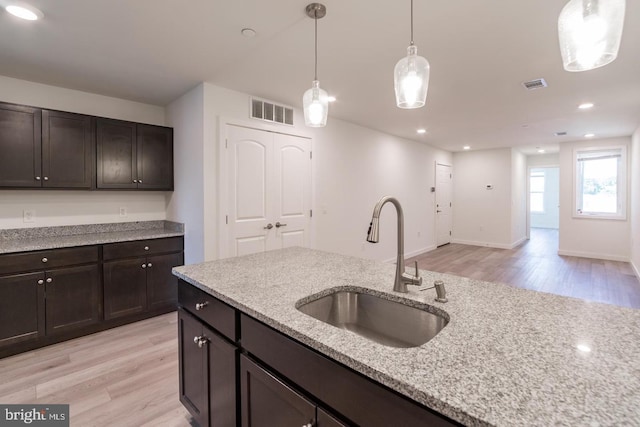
[[558, 0, 626, 72], [394, 45, 430, 109], [303, 80, 328, 127]]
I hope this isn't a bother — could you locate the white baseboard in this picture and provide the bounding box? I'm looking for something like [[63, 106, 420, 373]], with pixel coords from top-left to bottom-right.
[[450, 238, 525, 250], [557, 249, 629, 263], [383, 245, 437, 264]]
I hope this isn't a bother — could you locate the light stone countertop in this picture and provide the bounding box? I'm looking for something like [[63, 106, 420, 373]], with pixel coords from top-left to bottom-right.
[[0, 221, 184, 254], [173, 247, 640, 427]]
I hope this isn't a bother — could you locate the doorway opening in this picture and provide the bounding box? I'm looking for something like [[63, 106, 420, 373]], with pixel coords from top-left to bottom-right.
[[528, 166, 559, 250]]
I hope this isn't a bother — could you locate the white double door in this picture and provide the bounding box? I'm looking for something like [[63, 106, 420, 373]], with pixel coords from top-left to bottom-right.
[[224, 124, 311, 258]]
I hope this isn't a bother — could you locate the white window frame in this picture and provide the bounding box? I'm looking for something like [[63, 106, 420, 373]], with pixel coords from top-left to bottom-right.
[[573, 145, 627, 220]]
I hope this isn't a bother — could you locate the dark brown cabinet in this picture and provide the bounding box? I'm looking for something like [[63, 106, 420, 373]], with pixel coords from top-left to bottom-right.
[[97, 118, 173, 190], [0, 102, 42, 187], [178, 309, 238, 427], [0, 102, 93, 189], [103, 237, 184, 320], [0, 247, 100, 350]]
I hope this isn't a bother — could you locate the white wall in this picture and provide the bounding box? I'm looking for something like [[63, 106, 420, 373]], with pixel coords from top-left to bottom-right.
[[167, 82, 452, 263], [558, 136, 631, 261], [0, 75, 168, 230], [452, 148, 514, 248], [631, 126, 640, 277], [511, 149, 527, 245]]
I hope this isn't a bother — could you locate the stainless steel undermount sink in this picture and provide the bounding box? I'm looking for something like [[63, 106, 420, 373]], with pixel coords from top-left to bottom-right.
[[297, 290, 448, 348]]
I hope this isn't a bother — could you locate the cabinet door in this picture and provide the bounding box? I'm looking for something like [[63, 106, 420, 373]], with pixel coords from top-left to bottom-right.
[[103, 258, 147, 319], [206, 323, 238, 427], [317, 408, 348, 427], [146, 252, 183, 311], [42, 110, 93, 189], [96, 118, 137, 189], [136, 124, 173, 190], [45, 265, 101, 335], [241, 355, 315, 427], [178, 309, 208, 427], [0, 102, 42, 187], [0, 272, 45, 347]]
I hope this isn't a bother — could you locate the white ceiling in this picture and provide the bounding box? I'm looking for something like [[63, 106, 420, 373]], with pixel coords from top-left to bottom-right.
[[0, 0, 638, 153]]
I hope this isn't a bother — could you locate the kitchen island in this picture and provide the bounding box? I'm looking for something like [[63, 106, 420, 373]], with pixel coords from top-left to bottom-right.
[[173, 247, 640, 426]]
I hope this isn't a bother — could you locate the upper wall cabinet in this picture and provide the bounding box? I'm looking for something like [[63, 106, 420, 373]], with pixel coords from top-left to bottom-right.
[[97, 118, 173, 190], [0, 103, 94, 189]]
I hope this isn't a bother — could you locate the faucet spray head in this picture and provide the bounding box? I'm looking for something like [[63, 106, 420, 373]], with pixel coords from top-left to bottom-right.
[[366, 217, 380, 243]]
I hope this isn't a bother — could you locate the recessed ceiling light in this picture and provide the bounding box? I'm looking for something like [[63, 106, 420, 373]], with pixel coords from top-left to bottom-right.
[[463, 146, 471, 150], [578, 102, 594, 110], [241, 28, 256, 38], [417, 129, 426, 134], [4, 3, 43, 20], [326, 96, 336, 103], [584, 133, 595, 138], [537, 149, 546, 153]]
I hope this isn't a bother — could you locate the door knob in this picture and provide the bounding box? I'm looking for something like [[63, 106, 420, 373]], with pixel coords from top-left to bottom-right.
[[275, 222, 287, 228], [264, 223, 274, 230], [436, 210, 442, 213]]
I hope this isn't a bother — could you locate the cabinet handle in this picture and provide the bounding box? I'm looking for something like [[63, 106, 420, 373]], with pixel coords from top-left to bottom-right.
[[193, 336, 209, 348], [144, 246, 149, 251], [41, 257, 48, 263], [138, 180, 143, 183], [142, 263, 147, 269], [147, 262, 152, 268], [195, 302, 209, 311], [302, 424, 313, 427], [35, 176, 41, 181], [46, 278, 53, 283], [37, 279, 44, 285], [133, 179, 138, 183], [43, 176, 49, 181]]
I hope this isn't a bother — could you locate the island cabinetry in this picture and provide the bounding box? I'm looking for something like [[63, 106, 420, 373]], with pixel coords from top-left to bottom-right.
[[0, 246, 100, 348], [178, 284, 239, 427], [96, 118, 173, 190], [0, 102, 94, 189], [103, 237, 183, 319]]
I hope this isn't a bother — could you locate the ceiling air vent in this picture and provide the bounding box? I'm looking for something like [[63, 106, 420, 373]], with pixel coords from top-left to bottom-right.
[[554, 131, 567, 136], [250, 97, 294, 126], [522, 78, 548, 91]]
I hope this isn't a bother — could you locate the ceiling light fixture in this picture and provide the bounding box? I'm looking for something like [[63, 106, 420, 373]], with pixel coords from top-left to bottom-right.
[[394, 0, 430, 109], [417, 129, 426, 134], [584, 133, 596, 137], [463, 146, 471, 150], [538, 149, 546, 153], [302, 3, 328, 128], [578, 102, 594, 109], [241, 28, 256, 38], [4, 3, 43, 20], [326, 95, 336, 103], [558, 0, 626, 72]]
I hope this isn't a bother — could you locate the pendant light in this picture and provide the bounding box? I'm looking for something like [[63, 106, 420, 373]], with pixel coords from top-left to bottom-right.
[[303, 3, 328, 127], [558, 0, 626, 72], [394, 0, 430, 109]]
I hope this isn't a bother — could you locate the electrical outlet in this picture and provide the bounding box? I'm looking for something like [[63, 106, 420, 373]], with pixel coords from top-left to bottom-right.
[[23, 210, 35, 223], [119, 207, 127, 217]]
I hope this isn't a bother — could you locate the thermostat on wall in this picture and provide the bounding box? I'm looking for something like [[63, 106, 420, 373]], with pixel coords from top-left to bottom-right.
[[486, 184, 493, 190]]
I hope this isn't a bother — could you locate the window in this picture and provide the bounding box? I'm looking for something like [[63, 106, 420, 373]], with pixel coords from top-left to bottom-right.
[[574, 146, 627, 219], [530, 169, 545, 213]]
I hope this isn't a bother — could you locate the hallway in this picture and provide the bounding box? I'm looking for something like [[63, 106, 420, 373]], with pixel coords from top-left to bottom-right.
[[408, 228, 640, 309]]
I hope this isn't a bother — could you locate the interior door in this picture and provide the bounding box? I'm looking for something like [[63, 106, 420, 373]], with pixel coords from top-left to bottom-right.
[[435, 163, 452, 247], [225, 125, 311, 258]]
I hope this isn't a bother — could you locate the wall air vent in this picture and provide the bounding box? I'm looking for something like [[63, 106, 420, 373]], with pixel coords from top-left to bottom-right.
[[522, 78, 548, 91], [250, 97, 294, 126], [554, 131, 567, 136]]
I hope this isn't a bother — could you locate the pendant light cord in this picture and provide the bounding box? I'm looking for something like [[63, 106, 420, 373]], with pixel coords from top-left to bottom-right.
[[314, 10, 318, 80], [410, 0, 414, 46]]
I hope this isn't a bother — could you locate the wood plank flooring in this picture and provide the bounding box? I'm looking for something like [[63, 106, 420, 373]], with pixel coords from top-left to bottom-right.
[[407, 228, 640, 309], [0, 313, 193, 427], [2, 230, 639, 427]]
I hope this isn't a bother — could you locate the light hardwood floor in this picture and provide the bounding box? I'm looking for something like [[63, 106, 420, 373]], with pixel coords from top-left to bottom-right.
[[407, 228, 640, 309], [3, 230, 639, 426], [0, 313, 193, 427]]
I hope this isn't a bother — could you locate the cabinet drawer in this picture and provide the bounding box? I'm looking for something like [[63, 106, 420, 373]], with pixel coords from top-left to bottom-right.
[[103, 236, 183, 260], [178, 281, 238, 342], [0, 246, 99, 275]]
